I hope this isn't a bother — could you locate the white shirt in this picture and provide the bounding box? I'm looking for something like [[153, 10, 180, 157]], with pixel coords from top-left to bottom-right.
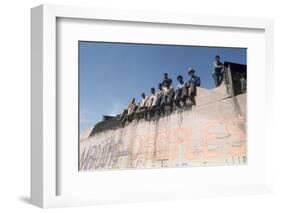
[[140, 97, 148, 108], [177, 82, 186, 90], [152, 94, 159, 106], [145, 95, 153, 108], [163, 86, 174, 96]]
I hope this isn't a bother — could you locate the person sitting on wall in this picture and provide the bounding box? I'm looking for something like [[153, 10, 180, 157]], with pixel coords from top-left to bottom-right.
[[127, 97, 138, 121], [162, 72, 172, 88], [136, 92, 148, 119], [121, 97, 137, 125], [152, 83, 164, 116], [174, 75, 188, 108], [147, 87, 162, 118], [156, 83, 164, 104], [161, 79, 175, 114], [187, 68, 201, 105], [144, 88, 155, 119], [212, 55, 224, 87]]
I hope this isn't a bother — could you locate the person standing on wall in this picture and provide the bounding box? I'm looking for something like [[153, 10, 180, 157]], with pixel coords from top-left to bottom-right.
[[212, 55, 224, 87]]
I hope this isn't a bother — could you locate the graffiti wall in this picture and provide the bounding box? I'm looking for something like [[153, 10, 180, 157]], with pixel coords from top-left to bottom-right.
[[79, 93, 247, 171]]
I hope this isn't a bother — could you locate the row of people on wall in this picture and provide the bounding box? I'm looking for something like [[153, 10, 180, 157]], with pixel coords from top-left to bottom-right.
[[120, 68, 201, 124]]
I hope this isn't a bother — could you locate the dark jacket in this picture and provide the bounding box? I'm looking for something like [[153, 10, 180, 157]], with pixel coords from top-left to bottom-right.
[[188, 76, 201, 96]]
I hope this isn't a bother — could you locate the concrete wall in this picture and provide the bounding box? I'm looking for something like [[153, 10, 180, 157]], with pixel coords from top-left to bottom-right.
[[79, 84, 247, 171]]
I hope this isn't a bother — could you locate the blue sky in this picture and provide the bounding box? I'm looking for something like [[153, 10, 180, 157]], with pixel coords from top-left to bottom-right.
[[79, 41, 246, 131]]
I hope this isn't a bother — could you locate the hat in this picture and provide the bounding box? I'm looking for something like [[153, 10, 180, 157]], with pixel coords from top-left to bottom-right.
[[188, 68, 195, 75], [177, 75, 183, 80]]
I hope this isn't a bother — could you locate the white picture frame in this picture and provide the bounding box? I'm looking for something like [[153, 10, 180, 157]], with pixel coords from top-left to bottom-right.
[[31, 4, 274, 208]]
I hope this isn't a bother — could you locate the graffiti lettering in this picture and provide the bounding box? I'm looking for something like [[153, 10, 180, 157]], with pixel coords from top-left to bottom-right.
[[79, 116, 247, 170]]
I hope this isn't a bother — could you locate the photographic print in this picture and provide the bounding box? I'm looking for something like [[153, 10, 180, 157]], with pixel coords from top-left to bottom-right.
[[79, 42, 247, 171]]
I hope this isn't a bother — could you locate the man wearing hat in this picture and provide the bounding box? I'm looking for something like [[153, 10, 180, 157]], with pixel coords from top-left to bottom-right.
[[187, 68, 201, 105], [174, 75, 188, 108]]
